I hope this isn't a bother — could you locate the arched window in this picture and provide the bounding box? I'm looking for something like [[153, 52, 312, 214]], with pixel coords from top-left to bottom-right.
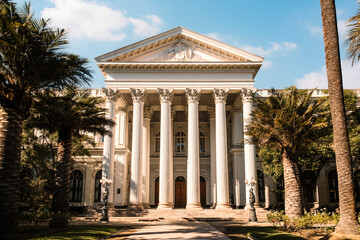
[[94, 170, 102, 202], [70, 170, 83, 202], [257, 170, 265, 202], [155, 132, 160, 153], [355, 170, 360, 202], [199, 132, 206, 153], [328, 170, 339, 202], [175, 131, 186, 153]]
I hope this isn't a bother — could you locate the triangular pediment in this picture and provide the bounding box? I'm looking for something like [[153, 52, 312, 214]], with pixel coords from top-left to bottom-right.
[[95, 27, 264, 63]]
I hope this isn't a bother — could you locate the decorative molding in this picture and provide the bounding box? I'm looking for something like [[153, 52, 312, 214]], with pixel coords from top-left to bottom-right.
[[207, 107, 215, 119], [154, 42, 205, 62], [157, 88, 174, 103], [213, 89, 229, 104], [102, 88, 119, 101], [130, 88, 146, 102], [144, 107, 153, 119], [185, 88, 201, 103], [241, 88, 256, 103]]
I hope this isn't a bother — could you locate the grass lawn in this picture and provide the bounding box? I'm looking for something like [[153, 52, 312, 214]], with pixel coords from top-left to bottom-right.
[[7, 225, 125, 240], [225, 226, 307, 240]]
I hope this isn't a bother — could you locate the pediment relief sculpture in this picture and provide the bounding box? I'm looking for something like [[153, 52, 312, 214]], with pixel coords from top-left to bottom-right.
[[154, 42, 205, 62]]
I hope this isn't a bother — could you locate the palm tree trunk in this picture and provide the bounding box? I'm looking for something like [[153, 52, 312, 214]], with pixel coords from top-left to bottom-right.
[[320, 0, 359, 234], [49, 129, 72, 228], [282, 152, 303, 219], [0, 108, 23, 233]]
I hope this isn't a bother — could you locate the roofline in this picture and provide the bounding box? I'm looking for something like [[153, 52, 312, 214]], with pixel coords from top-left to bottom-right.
[[95, 26, 264, 62]]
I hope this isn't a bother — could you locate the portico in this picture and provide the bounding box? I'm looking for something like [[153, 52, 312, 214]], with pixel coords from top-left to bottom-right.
[[95, 27, 264, 210]]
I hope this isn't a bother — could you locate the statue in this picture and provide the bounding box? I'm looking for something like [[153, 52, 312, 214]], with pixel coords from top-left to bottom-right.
[[249, 187, 256, 208]]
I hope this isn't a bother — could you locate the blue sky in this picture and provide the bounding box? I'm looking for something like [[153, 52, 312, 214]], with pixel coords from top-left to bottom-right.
[[17, 0, 360, 89]]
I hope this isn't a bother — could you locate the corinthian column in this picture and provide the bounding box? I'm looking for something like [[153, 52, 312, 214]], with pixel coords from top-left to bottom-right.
[[213, 89, 231, 209], [101, 88, 118, 205], [157, 88, 174, 210], [142, 107, 153, 209], [241, 88, 258, 207], [129, 88, 145, 210], [185, 88, 202, 209], [208, 107, 216, 208]]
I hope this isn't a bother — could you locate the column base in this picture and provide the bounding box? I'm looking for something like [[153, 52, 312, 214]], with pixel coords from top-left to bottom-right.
[[157, 203, 173, 210], [186, 203, 202, 210], [127, 203, 144, 211], [215, 203, 232, 210], [142, 202, 150, 209]]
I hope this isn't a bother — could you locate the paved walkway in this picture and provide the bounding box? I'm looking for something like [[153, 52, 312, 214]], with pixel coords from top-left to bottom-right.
[[108, 221, 231, 240]]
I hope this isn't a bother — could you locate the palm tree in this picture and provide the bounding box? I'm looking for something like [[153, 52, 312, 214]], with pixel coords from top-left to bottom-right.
[[246, 87, 328, 219], [0, 1, 91, 232], [345, 1, 360, 65], [320, 0, 360, 234], [29, 87, 114, 228]]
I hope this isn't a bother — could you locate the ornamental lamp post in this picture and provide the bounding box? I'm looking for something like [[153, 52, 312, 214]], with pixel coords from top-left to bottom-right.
[[245, 178, 258, 222], [100, 178, 113, 221]]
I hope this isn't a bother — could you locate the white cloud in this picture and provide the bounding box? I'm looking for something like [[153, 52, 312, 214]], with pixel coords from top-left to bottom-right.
[[204, 32, 221, 41], [240, 41, 297, 57], [295, 60, 360, 89], [41, 0, 163, 42], [262, 60, 273, 69]]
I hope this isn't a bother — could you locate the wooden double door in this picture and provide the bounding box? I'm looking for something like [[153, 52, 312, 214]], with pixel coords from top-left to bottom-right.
[[154, 176, 206, 208]]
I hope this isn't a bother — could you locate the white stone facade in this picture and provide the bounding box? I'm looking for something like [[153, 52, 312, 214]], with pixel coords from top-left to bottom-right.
[[68, 27, 360, 211]]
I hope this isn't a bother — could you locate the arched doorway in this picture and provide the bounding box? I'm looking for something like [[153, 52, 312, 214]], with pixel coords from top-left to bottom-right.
[[175, 176, 186, 208], [154, 177, 159, 207], [200, 176, 206, 207]]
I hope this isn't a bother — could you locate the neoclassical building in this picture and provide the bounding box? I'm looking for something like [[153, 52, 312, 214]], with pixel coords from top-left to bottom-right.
[[69, 27, 360, 212]]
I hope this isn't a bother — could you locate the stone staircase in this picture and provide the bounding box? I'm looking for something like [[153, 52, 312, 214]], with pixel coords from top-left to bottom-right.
[[75, 207, 268, 222], [75, 207, 101, 221], [108, 208, 268, 222]]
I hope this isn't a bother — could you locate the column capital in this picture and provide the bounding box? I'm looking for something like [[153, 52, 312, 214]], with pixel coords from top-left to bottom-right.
[[241, 88, 257, 103], [185, 88, 201, 104], [158, 88, 174, 103], [207, 107, 215, 119], [171, 107, 176, 120], [144, 107, 153, 119], [213, 88, 229, 104], [130, 88, 146, 102], [231, 108, 241, 114], [102, 88, 120, 101], [116, 107, 129, 114]]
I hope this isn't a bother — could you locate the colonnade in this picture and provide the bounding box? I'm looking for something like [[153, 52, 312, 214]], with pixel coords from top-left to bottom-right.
[[101, 88, 257, 210]]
